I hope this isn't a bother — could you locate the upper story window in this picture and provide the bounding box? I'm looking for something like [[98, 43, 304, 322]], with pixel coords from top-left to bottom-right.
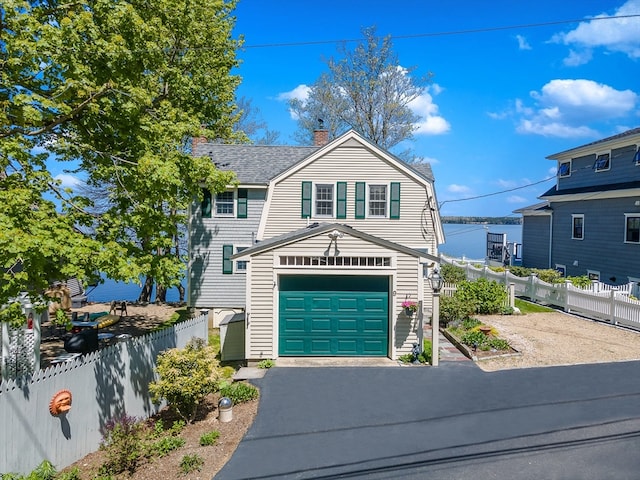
[[369, 185, 387, 217], [593, 152, 610, 172], [572, 214, 584, 240], [625, 214, 640, 244], [235, 246, 248, 272], [216, 191, 234, 216], [558, 161, 571, 178], [315, 184, 334, 217]]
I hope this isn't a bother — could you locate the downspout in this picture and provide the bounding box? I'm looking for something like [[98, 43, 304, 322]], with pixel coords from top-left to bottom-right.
[[548, 211, 553, 269]]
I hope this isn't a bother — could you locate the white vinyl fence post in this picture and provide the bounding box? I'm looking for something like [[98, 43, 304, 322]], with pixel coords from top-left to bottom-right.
[[610, 289, 616, 324], [509, 283, 515, 308]]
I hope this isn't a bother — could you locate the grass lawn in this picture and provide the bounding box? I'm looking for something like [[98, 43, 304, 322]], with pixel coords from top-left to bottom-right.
[[515, 298, 555, 314]]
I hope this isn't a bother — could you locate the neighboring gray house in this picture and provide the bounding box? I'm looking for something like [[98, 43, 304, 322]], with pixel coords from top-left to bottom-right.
[[516, 127, 640, 289], [188, 129, 444, 362]]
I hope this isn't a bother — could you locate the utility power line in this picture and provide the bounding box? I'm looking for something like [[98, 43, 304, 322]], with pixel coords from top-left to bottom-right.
[[439, 176, 555, 207], [243, 14, 640, 49]]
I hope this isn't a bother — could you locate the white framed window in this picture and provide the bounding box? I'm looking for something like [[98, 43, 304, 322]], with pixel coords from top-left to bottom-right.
[[558, 161, 571, 178], [634, 147, 640, 166], [587, 270, 600, 281], [555, 264, 566, 277], [625, 214, 640, 244], [314, 184, 334, 217], [235, 246, 248, 273], [572, 214, 584, 240], [215, 191, 234, 216], [368, 184, 387, 217], [594, 151, 611, 172]]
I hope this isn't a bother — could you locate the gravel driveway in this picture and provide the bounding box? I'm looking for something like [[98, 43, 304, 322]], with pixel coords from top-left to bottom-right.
[[474, 310, 640, 371]]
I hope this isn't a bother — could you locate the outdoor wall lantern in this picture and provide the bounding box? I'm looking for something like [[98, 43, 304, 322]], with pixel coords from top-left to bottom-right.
[[428, 269, 444, 293], [324, 230, 343, 256], [49, 389, 73, 416]]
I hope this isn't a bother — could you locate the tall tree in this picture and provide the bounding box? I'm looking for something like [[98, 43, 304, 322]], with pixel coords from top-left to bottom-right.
[[289, 26, 430, 152], [1, 0, 242, 315]]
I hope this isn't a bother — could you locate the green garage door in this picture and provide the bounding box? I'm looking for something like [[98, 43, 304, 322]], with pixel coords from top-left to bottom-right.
[[279, 275, 389, 356]]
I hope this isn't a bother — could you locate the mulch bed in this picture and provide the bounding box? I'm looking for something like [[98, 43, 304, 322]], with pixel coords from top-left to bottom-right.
[[442, 328, 520, 362]]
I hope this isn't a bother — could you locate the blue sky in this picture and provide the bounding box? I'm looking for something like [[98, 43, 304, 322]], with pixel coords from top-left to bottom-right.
[[231, 0, 640, 217]]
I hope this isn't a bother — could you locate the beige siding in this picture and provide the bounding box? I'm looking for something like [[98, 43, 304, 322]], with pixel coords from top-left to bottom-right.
[[246, 253, 276, 359], [246, 230, 426, 359], [262, 144, 438, 251]]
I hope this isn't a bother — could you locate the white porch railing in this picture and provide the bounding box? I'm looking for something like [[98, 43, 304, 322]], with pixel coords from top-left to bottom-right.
[[442, 258, 640, 330]]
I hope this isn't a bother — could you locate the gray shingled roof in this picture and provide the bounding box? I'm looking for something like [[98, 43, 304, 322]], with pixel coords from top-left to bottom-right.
[[547, 127, 640, 159], [194, 133, 435, 184], [540, 180, 640, 198], [194, 143, 319, 184]]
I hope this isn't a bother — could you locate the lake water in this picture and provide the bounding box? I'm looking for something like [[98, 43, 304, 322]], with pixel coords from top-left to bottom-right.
[[87, 223, 523, 303]]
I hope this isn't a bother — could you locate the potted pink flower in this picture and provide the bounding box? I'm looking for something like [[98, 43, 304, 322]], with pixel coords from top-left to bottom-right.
[[402, 300, 418, 316]]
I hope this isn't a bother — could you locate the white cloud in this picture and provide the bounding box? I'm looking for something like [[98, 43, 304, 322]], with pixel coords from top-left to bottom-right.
[[563, 49, 593, 67], [277, 84, 310, 103], [551, 0, 640, 62], [447, 184, 472, 194], [516, 35, 532, 50], [515, 79, 638, 137], [55, 173, 83, 189], [409, 84, 451, 135], [507, 195, 527, 204]]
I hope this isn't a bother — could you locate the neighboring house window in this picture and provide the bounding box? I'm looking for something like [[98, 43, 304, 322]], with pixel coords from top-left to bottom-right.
[[235, 246, 248, 272], [369, 185, 387, 217], [635, 148, 640, 166], [588, 270, 600, 281], [216, 191, 234, 216], [593, 152, 610, 172], [625, 214, 640, 243], [315, 184, 334, 217], [555, 265, 566, 277], [201, 189, 212, 218], [222, 245, 233, 274], [572, 214, 584, 240], [558, 161, 571, 177], [237, 189, 248, 219]]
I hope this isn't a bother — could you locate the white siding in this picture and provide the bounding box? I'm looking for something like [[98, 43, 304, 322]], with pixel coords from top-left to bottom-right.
[[246, 253, 276, 359]]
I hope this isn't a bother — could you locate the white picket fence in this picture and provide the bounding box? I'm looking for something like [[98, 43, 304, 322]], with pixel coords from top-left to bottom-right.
[[0, 313, 208, 476], [442, 259, 640, 330]]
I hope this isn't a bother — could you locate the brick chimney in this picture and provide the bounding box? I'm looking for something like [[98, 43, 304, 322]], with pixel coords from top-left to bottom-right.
[[313, 129, 329, 146], [191, 134, 208, 154]]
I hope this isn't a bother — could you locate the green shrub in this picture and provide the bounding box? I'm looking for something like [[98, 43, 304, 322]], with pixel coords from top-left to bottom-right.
[[533, 268, 564, 284], [487, 338, 511, 350], [508, 266, 531, 277], [455, 278, 507, 314], [462, 317, 481, 330], [219, 382, 259, 404], [441, 263, 466, 284], [419, 339, 433, 364], [199, 430, 221, 446], [440, 295, 475, 325], [56, 468, 81, 480], [147, 436, 185, 458], [179, 454, 204, 475], [461, 330, 486, 348], [567, 275, 592, 288], [100, 414, 144, 475], [149, 338, 219, 423], [257, 359, 275, 369]]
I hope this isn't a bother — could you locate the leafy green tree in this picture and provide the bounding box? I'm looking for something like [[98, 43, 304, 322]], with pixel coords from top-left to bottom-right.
[[1, 0, 243, 315], [289, 26, 430, 152]]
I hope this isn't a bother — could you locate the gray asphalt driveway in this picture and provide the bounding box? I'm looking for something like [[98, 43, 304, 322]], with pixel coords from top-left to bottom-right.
[[215, 361, 640, 479]]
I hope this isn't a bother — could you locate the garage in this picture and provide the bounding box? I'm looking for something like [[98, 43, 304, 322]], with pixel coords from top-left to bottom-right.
[[279, 275, 389, 356]]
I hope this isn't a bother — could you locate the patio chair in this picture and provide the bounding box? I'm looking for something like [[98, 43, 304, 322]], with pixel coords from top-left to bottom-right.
[[109, 300, 128, 317]]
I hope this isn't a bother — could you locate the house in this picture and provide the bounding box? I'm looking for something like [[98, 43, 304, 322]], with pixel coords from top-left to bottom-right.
[[515, 127, 640, 290], [188, 129, 444, 362]]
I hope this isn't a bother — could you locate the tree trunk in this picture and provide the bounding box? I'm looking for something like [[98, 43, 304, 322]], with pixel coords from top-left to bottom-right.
[[177, 283, 185, 303], [156, 285, 167, 303], [138, 276, 153, 303]]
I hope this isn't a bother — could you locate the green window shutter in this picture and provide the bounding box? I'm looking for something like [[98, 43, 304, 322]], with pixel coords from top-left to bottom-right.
[[336, 182, 347, 219], [301, 181, 312, 218], [390, 182, 401, 219], [237, 189, 248, 218], [355, 182, 366, 219], [222, 245, 233, 274], [201, 189, 212, 218]]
